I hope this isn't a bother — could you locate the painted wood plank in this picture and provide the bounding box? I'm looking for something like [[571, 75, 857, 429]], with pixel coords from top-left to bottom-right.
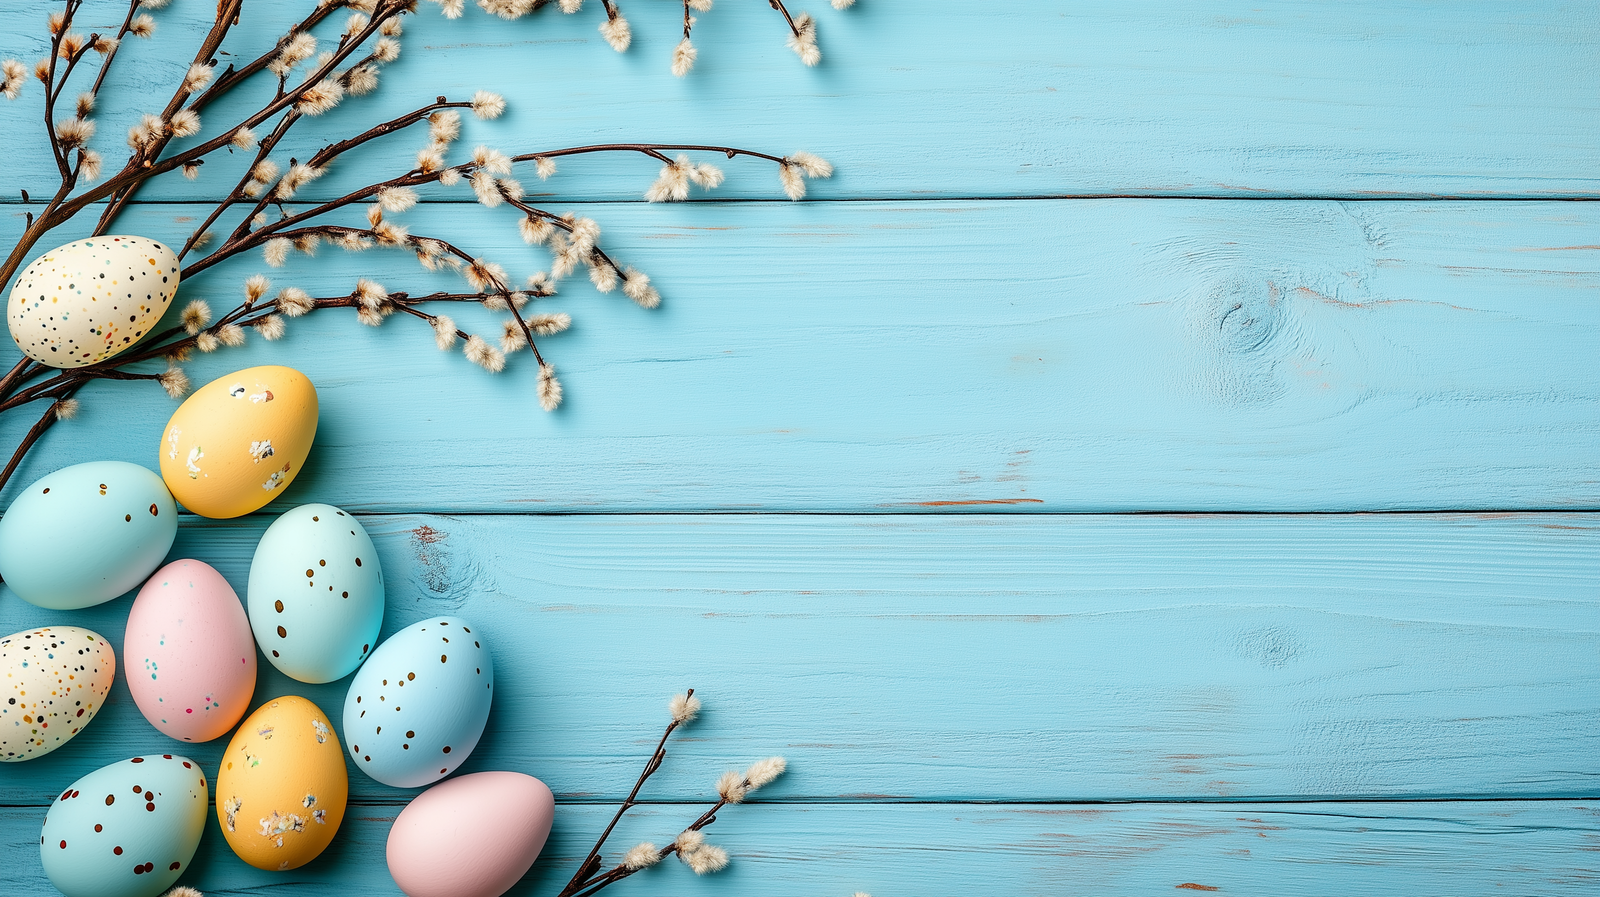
[[5, 801, 1600, 896], [2, 512, 1596, 804], [3, 1, 1599, 201], [6, 200, 1600, 512]]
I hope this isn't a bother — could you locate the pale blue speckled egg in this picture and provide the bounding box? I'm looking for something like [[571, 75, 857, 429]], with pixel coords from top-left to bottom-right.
[[0, 461, 178, 609], [40, 753, 208, 897], [247, 504, 384, 683], [343, 616, 494, 788]]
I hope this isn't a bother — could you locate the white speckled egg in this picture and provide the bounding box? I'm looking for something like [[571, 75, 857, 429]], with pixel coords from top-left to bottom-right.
[[7, 236, 179, 368], [1, 626, 115, 762], [0, 461, 178, 610], [344, 616, 493, 788], [40, 754, 209, 897], [248, 504, 384, 684]]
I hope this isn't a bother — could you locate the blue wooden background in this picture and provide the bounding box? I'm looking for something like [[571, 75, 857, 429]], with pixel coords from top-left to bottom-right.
[[3, 1, 1599, 895]]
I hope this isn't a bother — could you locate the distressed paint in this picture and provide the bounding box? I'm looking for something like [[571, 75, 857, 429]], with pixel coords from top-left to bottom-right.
[[4, 201, 1600, 512], [1, 513, 1595, 804], [2, 2, 1599, 200], [2, 1, 1597, 893], [5, 802, 1600, 896]]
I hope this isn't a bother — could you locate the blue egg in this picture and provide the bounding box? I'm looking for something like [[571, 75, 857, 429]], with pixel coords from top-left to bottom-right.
[[247, 503, 385, 683], [40, 754, 208, 897], [0, 462, 177, 609], [343, 616, 493, 788]]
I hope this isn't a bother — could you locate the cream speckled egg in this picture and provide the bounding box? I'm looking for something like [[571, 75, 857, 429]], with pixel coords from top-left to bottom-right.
[[6, 236, 179, 368], [1, 626, 116, 762]]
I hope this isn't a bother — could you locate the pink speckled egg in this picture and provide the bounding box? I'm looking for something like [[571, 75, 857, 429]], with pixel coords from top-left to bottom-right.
[[125, 559, 257, 742], [386, 772, 555, 897]]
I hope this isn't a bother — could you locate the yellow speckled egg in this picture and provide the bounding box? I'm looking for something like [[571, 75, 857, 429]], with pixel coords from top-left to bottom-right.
[[158, 365, 317, 519], [0, 626, 115, 762], [7, 236, 179, 368], [216, 696, 347, 871]]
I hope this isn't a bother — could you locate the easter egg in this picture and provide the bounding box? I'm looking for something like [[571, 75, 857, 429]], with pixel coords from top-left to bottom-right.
[[0, 461, 177, 609], [125, 559, 257, 743], [343, 616, 493, 788], [216, 696, 347, 870], [158, 365, 317, 519], [39, 753, 208, 897], [248, 504, 384, 684], [386, 772, 555, 897], [0, 626, 114, 762], [6, 236, 179, 369]]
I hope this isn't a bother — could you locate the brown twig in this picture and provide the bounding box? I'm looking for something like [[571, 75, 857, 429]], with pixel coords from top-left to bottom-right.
[[768, 0, 801, 36], [0, 380, 89, 493], [557, 690, 695, 897], [85, 0, 143, 99], [1, 0, 845, 500]]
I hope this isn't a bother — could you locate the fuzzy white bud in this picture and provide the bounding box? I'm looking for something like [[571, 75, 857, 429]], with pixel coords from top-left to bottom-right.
[[181, 300, 212, 334], [669, 692, 701, 723], [600, 14, 631, 52], [622, 843, 660, 870], [431, 314, 458, 349], [471, 90, 505, 120], [671, 38, 696, 77], [537, 362, 562, 411]]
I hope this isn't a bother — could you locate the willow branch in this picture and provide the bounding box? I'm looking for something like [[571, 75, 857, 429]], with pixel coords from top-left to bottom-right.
[[178, 111, 301, 258], [85, 0, 142, 99], [187, 0, 347, 114], [557, 694, 692, 897], [768, 0, 801, 36], [48, 1, 405, 232], [41, 0, 84, 179], [514, 142, 788, 166], [95, 0, 247, 232], [309, 99, 468, 170], [0, 396, 72, 497], [0, 358, 42, 405]]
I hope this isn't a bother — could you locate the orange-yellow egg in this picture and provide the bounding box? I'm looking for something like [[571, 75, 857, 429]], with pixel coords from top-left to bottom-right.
[[158, 365, 317, 518], [216, 696, 347, 871]]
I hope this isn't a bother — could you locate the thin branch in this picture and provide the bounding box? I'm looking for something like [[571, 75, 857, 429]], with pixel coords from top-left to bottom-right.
[[41, 0, 85, 179], [0, 357, 41, 405], [95, 0, 247, 232], [50, 0, 405, 233], [768, 0, 801, 36], [0, 373, 91, 495], [85, 0, 143, 99], [514, 142, 787, 166]]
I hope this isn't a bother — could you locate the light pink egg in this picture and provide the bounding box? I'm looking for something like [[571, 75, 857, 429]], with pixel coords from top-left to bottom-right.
[[387, 771, 555, 897], [125, 559, 257, 742]]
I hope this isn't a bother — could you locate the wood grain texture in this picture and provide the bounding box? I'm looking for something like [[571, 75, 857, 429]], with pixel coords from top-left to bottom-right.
[[2, 513, 1595, 804], [4, 2, 1598, 893], [5, 801, 1600, 896], [6, 200, 1600, 512], [2, 1, 1599, 202]]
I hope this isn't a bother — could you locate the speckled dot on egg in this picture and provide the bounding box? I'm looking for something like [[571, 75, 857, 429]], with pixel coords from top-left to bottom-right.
[[1, 627, 116, 762], [5, 237, 180, 370]]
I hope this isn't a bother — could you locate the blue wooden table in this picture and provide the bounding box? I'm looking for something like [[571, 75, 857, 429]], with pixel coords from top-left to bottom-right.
[[3, 2, 1599, 894]]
